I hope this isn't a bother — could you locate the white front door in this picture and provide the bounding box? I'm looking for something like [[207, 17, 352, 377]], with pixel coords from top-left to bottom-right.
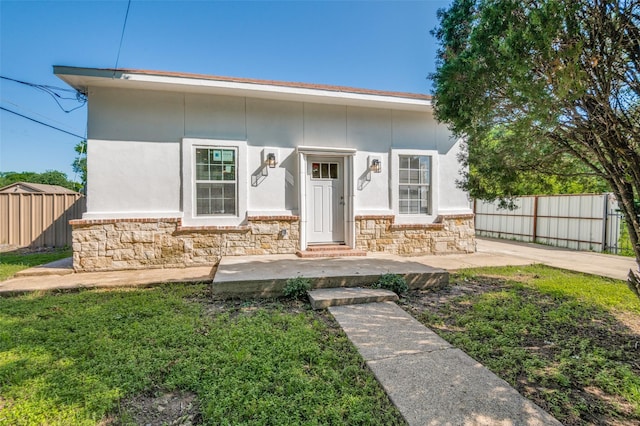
[[306, 157, 345, 244]]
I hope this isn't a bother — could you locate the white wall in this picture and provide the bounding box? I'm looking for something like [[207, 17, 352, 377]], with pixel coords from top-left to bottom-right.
[[86, 86, 470, 220]]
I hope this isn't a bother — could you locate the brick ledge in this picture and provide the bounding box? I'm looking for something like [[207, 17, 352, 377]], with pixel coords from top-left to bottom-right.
[[248, 215, 299, 221], [175, 225, 250, 234], [70, 217, 182, 226], [389, 223, 445, 231]]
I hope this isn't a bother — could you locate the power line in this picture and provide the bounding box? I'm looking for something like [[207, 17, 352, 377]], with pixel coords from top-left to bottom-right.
[[0, 75, 87, 113], [114, 0, 132, 73], [0, 106, 85, 139]]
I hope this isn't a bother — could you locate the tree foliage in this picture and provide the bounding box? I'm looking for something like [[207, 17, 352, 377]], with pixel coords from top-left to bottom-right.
[[72, 139, 87, 191], [0, 170, 79, 191], [432, 0, 640, 293]]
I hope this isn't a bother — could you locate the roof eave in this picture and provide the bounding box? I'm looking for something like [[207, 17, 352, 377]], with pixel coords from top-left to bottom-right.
[[53, 66, 432, 111]]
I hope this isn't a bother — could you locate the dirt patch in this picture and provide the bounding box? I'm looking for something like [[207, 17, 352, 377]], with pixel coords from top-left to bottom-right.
[[118, 391, 200, 426]]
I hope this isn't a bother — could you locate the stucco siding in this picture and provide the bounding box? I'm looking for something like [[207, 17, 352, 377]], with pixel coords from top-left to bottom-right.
[[84, 86, 470, 219], [86, 139, 181, 217], [89, 87, 184, 142]]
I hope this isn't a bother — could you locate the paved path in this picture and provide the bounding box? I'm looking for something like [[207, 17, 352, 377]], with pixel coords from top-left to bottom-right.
[[330, 301, 561, 425], [1, 237, 636, 294]]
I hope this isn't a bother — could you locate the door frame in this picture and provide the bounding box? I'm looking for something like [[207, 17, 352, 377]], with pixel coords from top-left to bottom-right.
[[297, 146, 356, 250]]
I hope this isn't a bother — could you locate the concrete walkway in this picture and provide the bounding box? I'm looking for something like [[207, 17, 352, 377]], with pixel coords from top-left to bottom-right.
[[1, 237, 636, 295], [330, 301, 561, 425]]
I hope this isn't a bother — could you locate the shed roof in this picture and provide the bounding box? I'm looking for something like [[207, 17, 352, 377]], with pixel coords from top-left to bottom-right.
[[54, 66, 433, 111], [0, 182, 80, 194]]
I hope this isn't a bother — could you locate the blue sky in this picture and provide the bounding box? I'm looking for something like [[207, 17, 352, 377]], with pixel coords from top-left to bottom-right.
[[0, 0, 450, 182]]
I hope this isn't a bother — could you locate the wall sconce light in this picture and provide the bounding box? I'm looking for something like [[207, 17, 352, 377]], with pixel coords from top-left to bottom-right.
[[370, 158, 382, 173], [267, 153, 277, 168]]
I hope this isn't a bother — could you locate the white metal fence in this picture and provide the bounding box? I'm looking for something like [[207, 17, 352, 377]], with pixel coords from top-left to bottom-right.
[[474, 193, 625, 253]]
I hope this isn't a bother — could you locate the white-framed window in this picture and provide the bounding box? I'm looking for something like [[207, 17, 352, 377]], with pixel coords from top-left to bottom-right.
[[182, 138, 247, 226], [390, 148, 438, 223], [398, 155, 431, 215], [195, 147, 237, 215]]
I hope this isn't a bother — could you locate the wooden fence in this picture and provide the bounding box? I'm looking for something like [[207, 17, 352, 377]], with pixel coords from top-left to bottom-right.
[[0, 193, 86, 248], [474, 193, 622, 253]]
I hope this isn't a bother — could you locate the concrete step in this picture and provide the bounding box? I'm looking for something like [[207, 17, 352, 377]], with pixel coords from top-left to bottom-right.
[[306, 244, 351, 252], [308, 287, 398, 310], [296, 248, 367, 258]]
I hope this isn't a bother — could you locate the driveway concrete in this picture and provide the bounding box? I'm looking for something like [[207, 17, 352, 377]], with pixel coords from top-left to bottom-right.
[[419, 237, 637, 281]]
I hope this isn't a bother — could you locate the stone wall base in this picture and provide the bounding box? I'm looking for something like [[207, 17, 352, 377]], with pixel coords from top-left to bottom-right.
[[70, 214, 475, 272], [355, 214, 475, 255], [70, 216, 300, 272]]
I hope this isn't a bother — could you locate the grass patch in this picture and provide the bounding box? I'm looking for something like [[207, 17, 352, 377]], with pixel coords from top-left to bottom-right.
[[0, 285, 404, 425], [403, 265, 640, 425], [0, 248, 71, 281]]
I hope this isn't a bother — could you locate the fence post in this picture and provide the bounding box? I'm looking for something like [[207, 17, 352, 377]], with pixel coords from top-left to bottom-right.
[[532, 196, 538, 243], [602, 193, 609, 252]]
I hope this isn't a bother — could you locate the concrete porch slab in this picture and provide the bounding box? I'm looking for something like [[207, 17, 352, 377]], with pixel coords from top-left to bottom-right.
[[212, 253, 449, 298], [307, 287, 398, 310]]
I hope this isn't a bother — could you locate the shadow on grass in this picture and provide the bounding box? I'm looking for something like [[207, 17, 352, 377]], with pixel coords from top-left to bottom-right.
[[402, 275, 640, 425]]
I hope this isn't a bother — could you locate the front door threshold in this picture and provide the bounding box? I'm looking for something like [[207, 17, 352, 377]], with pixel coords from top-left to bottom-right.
[[296, 244, 367, 258]]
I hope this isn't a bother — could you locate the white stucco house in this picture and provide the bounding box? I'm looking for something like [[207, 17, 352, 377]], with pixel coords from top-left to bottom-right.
[[54, 66, 474, 271]]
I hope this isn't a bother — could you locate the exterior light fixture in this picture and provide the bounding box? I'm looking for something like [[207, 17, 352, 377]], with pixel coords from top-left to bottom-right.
[[371, 158, 382, 173], [267, 153, 277, 168]]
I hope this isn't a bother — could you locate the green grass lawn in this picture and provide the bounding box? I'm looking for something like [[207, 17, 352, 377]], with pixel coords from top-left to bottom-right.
[[0, 248, 72, 281], [0, 285, 405, 425], [403, 265, 640, 425]]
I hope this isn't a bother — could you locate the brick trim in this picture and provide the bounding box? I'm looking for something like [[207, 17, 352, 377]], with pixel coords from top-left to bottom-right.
[[435, 213, 475, 222], [175, 225, 250, 234], [355, 215, 395, 221], [248, 215, 300, 221], [70, 217, 182, 226], [389, 223, 445, 231]]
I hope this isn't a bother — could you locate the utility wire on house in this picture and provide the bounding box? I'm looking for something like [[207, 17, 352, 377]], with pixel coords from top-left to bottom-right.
[[113, 0, 132, 75], [0, 75, 87, 113], [0, 106, 85, 139]]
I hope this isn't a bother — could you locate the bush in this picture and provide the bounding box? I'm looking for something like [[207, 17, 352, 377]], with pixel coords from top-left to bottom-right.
[[283, 276, 311, 299], [374, 274, 408, 295]]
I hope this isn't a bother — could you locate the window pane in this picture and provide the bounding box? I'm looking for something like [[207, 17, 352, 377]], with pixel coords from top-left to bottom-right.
[[409, 156, 420, 169], [409, 171, 420, 184], [312, 163, 320, 178], [196, 182, 236, 215], [399, 170, 409, 184], [222, 165, 235, 181], [196, 149, 209, 164], [329, 163, 338, 179], [399, 201, 409, 214], [321, 163, 329, 179], [196, 164, 209, 180], [399, 156, 409, 169]]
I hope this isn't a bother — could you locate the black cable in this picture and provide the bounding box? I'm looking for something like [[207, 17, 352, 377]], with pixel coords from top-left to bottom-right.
[[114, 0, 132, 73], [0, 106, 85, 139], [0, 75, 87, 113]]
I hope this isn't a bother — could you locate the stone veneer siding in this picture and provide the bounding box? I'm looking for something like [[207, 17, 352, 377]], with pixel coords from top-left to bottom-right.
[[70, 214, 474, 272], [70, 216, 300, 272], [355, 214, 475, 255]]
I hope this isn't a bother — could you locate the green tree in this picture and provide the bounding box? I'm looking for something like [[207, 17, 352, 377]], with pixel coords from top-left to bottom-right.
[[0, 170, 78, 191], [432, 0, 640, 294], [72, 140, 87, 191]]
